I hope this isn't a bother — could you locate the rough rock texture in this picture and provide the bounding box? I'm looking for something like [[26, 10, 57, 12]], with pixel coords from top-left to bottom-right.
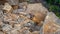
[[40, 12, 60, 34], [6, 0, 19, 5], [0, 0, 60, 34], [3, 3, 13, 13]]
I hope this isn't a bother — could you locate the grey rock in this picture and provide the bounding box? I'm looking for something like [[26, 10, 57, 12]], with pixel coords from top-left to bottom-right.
[[0, 10, 3, 20], [13, 9, 25, 14], [23, 20, 35, 27], [18, 2, 27, 10], [55, 30, 60, 34], [0, 5, 4, 10], [44, 12, 60, 25], [40, 12, 60, 34], [13, 24, 22, 30], [21, 29, 30, 34], [7, 29, 19, 34], [24, 20, 41, 31], [17, 17, 26, 23], [2, 24, 12, 32], [6, 0, 19, 5], [0, 31, 4, 34], [27, 0, 36, 3]]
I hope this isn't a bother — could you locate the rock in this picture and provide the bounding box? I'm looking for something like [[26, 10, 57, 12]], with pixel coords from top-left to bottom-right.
[[23, 20, 41, 32], [6, 0, 19, 5], [3, 3, 13, 13], [10, 29, 19, 34], [3, 13, 20, 27], [0, 5, 4, 10], [3, 13, 19, 22], [0, 0, 60, 34], [19, 27, 31, 34], [13, 9, 25, 14], [55, 30, 60, 34], [17, 17, 26, 23], [40, 12, 60, 34], [0, 10, 3, 20], [27, 0, 36, 3], [13, 24, 22, 30], [18, 2, 28, 10], [6, 29, 20, 34], [0, 31, 4, 34], [0, 0, 7, 5], [2, 24, 12, 32], [23, 20, 35, 27], [0, 21, 4, 26], [44, 12, 60, 26], [32, 31, 40, 34]]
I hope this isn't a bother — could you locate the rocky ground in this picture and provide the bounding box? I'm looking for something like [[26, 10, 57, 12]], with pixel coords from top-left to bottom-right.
[[0, 0, 60, 34]]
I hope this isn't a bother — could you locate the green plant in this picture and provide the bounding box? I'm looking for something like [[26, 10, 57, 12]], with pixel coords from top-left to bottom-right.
[[45, 0, 60, 18]]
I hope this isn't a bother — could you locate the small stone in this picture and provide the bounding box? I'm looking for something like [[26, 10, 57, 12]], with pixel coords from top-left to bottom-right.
[[24, 20, 41, 32], [32, 31, 40, 34], [19, 27, 31, 34], [10, 29, 19, 34], [0, 5, 4, 10], [23, 20, 35, 27], [6, 0, 19, 5], [2, 24, 12, 32], [55, 30, 60, 34], [0, 31, 4, 34], [13, 24, 21, 30], [3, 3, 13, 13], [13, 9, 25, 14], [0, 10, 3, 20], [18, 2, 28, 10]]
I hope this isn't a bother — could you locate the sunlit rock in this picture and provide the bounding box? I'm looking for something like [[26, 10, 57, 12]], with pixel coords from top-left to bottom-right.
[[40, 12, 60, 34], [3, 3, 13, 13]]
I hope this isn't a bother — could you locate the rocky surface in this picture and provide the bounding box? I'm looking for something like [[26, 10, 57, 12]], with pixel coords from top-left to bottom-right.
[[40, 12, 60, 34], [0, 0, 60, 34]]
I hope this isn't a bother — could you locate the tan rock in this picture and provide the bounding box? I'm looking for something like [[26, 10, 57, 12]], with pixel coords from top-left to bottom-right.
[[3, 3, 13, 13], [4, 13, 19, 21], [41, 12, 60, 34], [19, 27, 31, 34], [32, 31, 40, 34], [18, 2, 28, 10], [0, 31, 4, 34]]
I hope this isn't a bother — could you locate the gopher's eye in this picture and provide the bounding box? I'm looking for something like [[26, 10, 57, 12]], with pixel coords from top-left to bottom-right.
[[29, 13, 34, 20]]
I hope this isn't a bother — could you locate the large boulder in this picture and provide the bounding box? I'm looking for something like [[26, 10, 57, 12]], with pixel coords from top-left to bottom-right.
[[40, 12, 60, 34]]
